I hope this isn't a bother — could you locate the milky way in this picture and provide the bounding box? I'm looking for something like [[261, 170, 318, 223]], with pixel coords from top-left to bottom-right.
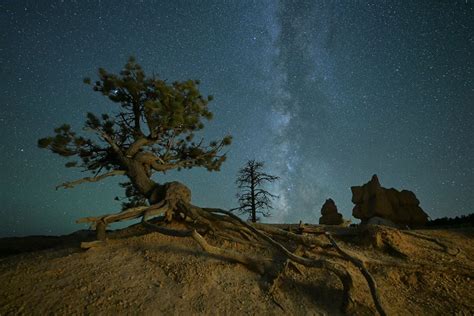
[[1, 1, 472, 236]]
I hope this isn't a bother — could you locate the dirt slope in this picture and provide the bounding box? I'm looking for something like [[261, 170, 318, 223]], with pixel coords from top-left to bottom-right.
[[1, 225, 473, 315]]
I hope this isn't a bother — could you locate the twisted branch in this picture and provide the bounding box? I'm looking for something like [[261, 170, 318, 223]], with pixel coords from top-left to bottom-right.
[[56, 170, 126, 190]]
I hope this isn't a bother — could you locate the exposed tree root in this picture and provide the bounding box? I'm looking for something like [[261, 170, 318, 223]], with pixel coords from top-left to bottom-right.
[[252, 223, 327, 248], [77, 203, 166, 226], [325, 233, 386, 316], [401, 230, 460, 256], [267, 246, 305, 311], [80, 240, 106, 249], [191, 230, 272, 275], [76, 190, 387, 315], [357, 225, 410, 259]]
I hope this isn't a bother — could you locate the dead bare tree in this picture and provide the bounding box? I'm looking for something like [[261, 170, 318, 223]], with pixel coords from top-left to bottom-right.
[[39, 58, 387, 315], [232, 160, 279, 222]]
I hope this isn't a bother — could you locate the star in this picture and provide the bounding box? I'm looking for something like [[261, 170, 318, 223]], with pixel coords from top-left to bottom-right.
[[0, 0, 472, 236]]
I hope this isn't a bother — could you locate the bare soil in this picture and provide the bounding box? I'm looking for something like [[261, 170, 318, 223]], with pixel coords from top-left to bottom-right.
[[1, 224, 473, 315]]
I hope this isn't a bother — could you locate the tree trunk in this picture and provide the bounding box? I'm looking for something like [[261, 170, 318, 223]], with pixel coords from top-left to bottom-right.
[[125, 158, 191, 209], [125, 159, 158, 201], [250, 173, 256, 223], [96, 221, 107, 241]]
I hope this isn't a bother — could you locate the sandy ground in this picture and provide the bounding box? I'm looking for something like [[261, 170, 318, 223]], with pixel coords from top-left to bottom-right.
[[1, 224, 473, 315]]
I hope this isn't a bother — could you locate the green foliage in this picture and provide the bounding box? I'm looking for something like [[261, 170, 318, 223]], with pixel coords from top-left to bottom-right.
[[222, 135, 232, 146], [38, 110, 119, 172], [37, 137, 53, 148], [65, 161, 78, 168]]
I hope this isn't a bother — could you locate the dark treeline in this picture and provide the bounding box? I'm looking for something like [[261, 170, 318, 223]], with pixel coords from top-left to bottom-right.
[[427, 213, 474, 228]]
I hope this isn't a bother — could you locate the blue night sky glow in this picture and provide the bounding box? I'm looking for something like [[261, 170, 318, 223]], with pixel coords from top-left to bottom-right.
[[1, 1, 473, 236]]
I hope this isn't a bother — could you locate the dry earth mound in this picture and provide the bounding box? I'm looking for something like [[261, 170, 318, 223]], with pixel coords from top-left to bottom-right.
[[1, 224, 473, 315]]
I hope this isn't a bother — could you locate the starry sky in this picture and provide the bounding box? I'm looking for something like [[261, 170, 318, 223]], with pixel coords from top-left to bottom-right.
[[1, 1, 473, 237]]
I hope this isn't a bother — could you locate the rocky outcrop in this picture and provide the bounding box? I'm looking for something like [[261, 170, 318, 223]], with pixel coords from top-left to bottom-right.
[[351, 175, 428, 227], [319, 198, 344, 225]]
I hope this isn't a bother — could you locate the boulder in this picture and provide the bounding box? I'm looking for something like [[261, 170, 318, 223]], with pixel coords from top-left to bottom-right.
[[351, 175, 428, 227], [319, 199, 344, 225], [366, 216, 398, 228]]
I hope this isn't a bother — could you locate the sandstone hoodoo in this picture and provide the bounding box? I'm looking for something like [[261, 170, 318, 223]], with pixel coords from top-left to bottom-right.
[[319, 198, 344, 225], [351, 174, 429, 227]]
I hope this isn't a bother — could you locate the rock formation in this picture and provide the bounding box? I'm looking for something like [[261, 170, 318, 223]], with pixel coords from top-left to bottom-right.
[[351, 175, 428, 227], [319, 198, 344, 225]]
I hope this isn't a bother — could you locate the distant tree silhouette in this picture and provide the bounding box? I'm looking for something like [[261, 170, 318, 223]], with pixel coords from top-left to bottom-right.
[[232, 160, 279, 222], [427, 213, 474, 228]]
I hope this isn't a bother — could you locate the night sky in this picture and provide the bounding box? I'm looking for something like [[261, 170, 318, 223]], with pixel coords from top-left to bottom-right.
[[1, 1, 473, 237]]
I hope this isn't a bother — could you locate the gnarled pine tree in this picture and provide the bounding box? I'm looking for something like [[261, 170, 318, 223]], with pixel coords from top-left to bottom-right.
[[38, 58, 387, 315], [39, 57, 230, 206]]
